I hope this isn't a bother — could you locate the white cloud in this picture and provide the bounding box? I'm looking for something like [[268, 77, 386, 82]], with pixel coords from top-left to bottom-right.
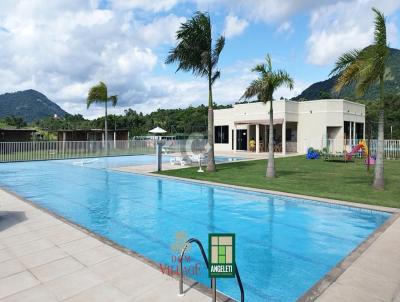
[[276, 21, 294, 35], [137, 14, 186, 47], [193, 0, 333, 23], [223, 14, 248, 39], [110, 0, 178, 12], [0, 0, 186, 117], [306, 0, 400, 66]]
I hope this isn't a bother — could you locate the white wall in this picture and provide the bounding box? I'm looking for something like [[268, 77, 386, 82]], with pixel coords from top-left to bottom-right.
[[213, 99, 365, 154]]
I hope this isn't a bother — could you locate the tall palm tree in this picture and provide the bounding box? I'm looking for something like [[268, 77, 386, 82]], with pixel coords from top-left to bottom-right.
[[330, 8, 388, 189], [87, 82, 118, 154], [166, 11, 225, 172], [241, 55, 294, 178]]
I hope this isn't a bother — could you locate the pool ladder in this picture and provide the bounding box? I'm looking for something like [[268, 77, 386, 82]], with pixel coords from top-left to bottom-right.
[[178, 238, 244, 302]]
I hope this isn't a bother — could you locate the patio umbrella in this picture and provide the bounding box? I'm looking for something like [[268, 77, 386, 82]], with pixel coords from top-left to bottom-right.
[[148, 126, 167, 134]]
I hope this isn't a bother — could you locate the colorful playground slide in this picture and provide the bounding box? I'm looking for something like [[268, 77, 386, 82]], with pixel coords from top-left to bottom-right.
[[346, 140, 376, 164]]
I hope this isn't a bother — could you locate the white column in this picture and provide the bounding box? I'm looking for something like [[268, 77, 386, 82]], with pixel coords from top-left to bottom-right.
[[246, 125, 250, 151], [113, 131, 117, 149], [363, 123, 366, 140], [233, 125, 237, 152], [282, 121, 286, 155], [256, 124, 260, 153], [349, 122, 352, 148], [353, 122, 356, 145]]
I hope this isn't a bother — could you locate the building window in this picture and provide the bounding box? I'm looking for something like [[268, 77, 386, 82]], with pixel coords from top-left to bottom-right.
[[215, 126, 229, 144]]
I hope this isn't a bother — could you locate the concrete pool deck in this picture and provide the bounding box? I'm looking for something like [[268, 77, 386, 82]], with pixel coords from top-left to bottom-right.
[[0, 190, 212, 302]]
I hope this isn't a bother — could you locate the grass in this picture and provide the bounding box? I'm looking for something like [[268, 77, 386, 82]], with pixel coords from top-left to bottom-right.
[[158, 156, 400, 208]]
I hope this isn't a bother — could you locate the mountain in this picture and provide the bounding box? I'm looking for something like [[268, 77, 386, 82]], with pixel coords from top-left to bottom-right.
[[294, 47, 400, 101], [0, 89, 68, 123]]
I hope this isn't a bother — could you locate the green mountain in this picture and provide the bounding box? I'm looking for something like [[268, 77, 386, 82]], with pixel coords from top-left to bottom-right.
[[294, 47, 400, 100], [0, 89, 68, 123]]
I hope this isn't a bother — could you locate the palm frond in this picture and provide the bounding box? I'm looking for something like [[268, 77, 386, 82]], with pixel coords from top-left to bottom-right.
[[211, 70, 220, 85], [108, 95, 118, 107], [87, 81, 107, 108], [211, 36, 225, 67], [251, 63, 267, 76], [240, 79, 264, 101], [242, 54, 293, 103], [372, 8, 387, 48], [330, 49, 360, 76]]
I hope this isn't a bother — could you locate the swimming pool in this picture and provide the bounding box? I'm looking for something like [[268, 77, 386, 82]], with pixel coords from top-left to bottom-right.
[[0, 155, 390, 301]]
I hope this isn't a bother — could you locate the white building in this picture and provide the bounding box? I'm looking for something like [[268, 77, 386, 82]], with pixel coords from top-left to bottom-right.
[[213, 99, 365, 154]]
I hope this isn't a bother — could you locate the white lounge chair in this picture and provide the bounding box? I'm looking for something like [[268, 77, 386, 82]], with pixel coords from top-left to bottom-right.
[[170, 155, 191, 166]]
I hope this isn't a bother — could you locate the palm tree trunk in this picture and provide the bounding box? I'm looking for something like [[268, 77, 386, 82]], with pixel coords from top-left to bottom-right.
[[373, 75, 385, 189], [207, 76, 216, 172], [105, 100, 108, 155], [266, 100, 275, 178]]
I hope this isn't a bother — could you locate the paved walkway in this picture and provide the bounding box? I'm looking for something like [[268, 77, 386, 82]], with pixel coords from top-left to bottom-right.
[[0, 190, 210, 302], [315, 214, 400, 302]]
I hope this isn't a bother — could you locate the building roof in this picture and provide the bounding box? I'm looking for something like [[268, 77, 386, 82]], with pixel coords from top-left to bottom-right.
[[0, 128, 37, 132], [55, 129, 129, 132]]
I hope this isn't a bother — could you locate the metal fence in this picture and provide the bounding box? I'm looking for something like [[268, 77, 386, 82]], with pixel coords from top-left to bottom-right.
[[320, 139, 400, 159], [0, 139, 209, 163], [0, 140, 155, 162]]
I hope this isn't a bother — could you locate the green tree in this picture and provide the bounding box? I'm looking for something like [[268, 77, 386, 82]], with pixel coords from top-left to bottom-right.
[[166, 11, 225, 172], [87, 82, 118, 153], [330, 8, 389, 189], [241, 54, 294, 178]]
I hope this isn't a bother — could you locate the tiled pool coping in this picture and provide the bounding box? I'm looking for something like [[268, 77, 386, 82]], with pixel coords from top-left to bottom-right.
[[0, 188, 232, 302]]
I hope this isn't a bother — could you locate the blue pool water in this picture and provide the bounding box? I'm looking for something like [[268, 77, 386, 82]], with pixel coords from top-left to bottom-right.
[[0, 155, 390, 301]]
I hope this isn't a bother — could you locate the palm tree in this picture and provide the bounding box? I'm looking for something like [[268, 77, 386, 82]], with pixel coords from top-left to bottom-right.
[[241, 55, 294, 178], [330, 8, 388, 189], [166, 11, 225, 172], [87, 82, 118, 154]]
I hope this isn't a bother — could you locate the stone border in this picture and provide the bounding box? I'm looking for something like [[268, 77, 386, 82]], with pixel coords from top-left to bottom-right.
[[298, 212, 400, 302], [0, 187, 234, 302]]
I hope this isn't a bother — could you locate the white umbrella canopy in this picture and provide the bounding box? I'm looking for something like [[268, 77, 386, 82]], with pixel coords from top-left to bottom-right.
[[149, 126, 167, 134]]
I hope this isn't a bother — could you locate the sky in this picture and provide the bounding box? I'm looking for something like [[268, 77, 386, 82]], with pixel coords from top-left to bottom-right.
[[0, 0, 399, 119]]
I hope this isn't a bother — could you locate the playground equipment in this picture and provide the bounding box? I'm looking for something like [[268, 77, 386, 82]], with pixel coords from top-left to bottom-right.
[[306, 148, 320, 160], [345, 140, 375, 164]]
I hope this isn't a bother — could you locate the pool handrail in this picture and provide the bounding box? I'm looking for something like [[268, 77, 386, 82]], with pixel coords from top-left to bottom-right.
[[178, 237, 244, 302]]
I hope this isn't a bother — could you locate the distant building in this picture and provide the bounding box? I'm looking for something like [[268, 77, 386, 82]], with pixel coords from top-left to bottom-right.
[[213, 99, 365, 154], [0, 128, 38, 142], [56, 129, 129, 142]]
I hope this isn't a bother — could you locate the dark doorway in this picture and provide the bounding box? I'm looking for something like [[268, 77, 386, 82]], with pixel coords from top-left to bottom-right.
[[236, 129, 247, 151]]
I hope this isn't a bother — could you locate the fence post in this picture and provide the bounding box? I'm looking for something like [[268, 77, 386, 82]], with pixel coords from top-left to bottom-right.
[[156, 140, 163, 172]]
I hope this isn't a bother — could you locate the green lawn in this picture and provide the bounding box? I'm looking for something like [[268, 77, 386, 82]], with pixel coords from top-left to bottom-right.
[[158, 156, 400, 208]]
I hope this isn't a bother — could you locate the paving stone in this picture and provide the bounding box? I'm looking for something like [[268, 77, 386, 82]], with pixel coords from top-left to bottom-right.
[[59, 236, 102, 255], [64, 283, 129, 302], [30, 256, 84, 283], [43, 269, 103, 301], [0, 271, 40, 300], [0, 259, 25, 279], [73, 244, 120, 267], [0, 285, 57, 302], [18, 247, 68, 269]]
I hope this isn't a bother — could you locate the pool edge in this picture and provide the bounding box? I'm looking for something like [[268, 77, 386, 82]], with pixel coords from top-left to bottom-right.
[[0, 187, 235, 302], [297, 211, 400, 302]]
